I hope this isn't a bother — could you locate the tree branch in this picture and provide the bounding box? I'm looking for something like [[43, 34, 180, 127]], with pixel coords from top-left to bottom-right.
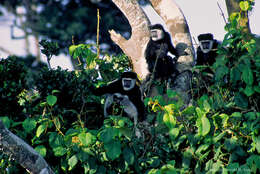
[[0, 120, 54, 174], [110, 0, 150, 80]]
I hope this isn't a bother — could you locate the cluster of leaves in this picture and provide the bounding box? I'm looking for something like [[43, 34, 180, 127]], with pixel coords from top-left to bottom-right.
[[0, 56, 28, 118]]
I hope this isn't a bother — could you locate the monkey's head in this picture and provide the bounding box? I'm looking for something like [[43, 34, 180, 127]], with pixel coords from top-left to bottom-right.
[[198, 33, 214, 54], [121, 71, 138, 91], [149, 24, 165, 41]]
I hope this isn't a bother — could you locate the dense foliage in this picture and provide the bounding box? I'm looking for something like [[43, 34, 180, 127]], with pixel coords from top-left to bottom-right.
[[1, 1, 260, 173]]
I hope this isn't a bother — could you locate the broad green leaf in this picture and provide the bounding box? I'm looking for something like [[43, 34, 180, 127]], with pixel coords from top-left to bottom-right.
[[68, 155, 78, 170], [231, 112, 242, 118], [104, 141, 121, 161], [213, 132, 226, 143], [244, 85, 254, 96], [36, 124, 47, 137], [201, 116, 211, 136], [123, 147, 134, 165], [242, 66, 253, 85], [230, 67, 241, 84], [203, 100, 211, 113], [118, 119, 125, 127], [69, 45, 77, 56], [196, 107, 206, 118], [254, 136, 260, 153], [53, 146, 67, 157], [227, 162, 239, 171], [0, 116, 11, 128], [240, 1, 250, 11], [166, 89, 177, 98], [78, 132, 96, 146], [46, 95, 57, 106], [163, 109, 176, 130], [35, 145, 47, 157], [22, 118, 37, 133], [234, 92, 248, 108], [100, 127, 117, 143], [169, 128, 179, 140], [254, 86, 260, 93]]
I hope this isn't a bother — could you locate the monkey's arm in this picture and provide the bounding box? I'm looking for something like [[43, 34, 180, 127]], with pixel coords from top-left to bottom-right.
[[93, 80, 120, 96]]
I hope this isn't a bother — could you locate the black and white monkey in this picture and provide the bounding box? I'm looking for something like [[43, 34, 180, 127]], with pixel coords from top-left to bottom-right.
[[196, 33, 220, 68], [94, 72, 145, 127], [145, 24, 179, 80]]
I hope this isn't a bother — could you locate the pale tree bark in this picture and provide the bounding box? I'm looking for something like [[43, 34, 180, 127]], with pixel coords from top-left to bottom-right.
[[0, 120, 54, 174], [225, 0, 251, 34], [109, 0, 151, 80], [109, 0, 194, 80], [150, 0, 195, 72]]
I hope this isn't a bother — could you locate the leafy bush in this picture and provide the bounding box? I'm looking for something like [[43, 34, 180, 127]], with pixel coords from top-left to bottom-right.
[[0, 56, 28, 118]]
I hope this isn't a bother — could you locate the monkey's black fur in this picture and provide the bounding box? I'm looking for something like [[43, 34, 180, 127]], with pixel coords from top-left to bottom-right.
[[196, 33, 219, 67], [145, 24, 179, 80], [94, 72, 145, 121]]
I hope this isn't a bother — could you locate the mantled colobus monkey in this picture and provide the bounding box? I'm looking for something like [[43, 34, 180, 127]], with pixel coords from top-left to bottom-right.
[[94, 72, 145, 131], [145, 24, 179, 80], [196, 33, 220, 68]]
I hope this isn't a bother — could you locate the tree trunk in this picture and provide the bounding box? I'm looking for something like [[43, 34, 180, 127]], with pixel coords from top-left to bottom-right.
[[225, 0, 251, 34], [0, 120, 54, 174]]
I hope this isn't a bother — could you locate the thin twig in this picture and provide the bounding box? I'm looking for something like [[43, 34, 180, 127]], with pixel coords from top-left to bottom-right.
[[96, 9, 100, 59], [217, 2, 227, 24]]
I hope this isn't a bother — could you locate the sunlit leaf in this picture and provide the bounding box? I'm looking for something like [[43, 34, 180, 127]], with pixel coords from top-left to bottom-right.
[[46, 95, 57, 106], [68, 155, 78, 170], [240, 1, 250, 11]]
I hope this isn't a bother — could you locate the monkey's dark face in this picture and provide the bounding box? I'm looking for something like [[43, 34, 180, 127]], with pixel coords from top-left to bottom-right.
[[150, 29, 164, 41], [122, 78, 136, 91], [199, 40, 213, 54]]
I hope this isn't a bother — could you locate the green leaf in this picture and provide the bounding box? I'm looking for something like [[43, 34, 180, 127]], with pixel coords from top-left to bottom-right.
[[104, 141, 121, 161], [35, 145, 47, 157], [254, 136, 260, 153], [36, 124, 47, 137], [163, 106, 176, 130], [240, 1, 250, 11], [201, 116, 211, 136], [219, 113, 229, 127], [254, 86, 260, 93], [46, 95, 57, 106], [234, 92, 248, 108], [242, 66, 253, 85], [227, 162, 239, 171], [69, 45, 77, 56], [230, 67, 241, 84], [68, 155, 78, 170], [123, 147, 134, 165], [78, 132, 96, 146], [203, 100, 211, 113], [22, 118, 37, 133], [169, 128, 179, 140], [244, 85, 254, 96], [0, 116, 11, 129], [53, 146, 67, 157], [166, 89, 177, 98], [100, 127, 118, 143]]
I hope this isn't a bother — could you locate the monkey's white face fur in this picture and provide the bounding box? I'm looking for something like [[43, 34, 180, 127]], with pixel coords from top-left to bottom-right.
[[122, 78, 136, 91], [151, 29, 164, 41], [199, 40, 214, 54]]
